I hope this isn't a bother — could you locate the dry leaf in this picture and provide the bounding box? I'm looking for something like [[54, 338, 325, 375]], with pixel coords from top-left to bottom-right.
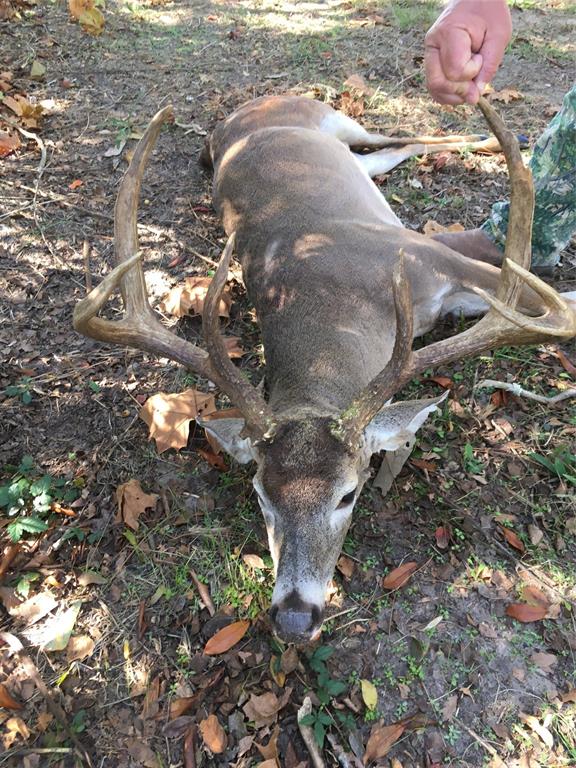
[[530, 652, 557, 672], [423, 220, 465, 236], [336, 554, 355, 579], [489, 87, 524, 104], [499, 526, 525, 553], [196, 447, 228, 471], [0, 684, 23, 711], [160, 276, 232, 318], [29, 60, 46, 80], [360, 679, 378, 711], [141, 675, 161, 720], [256, 724, 280, 761], [280, 646, 300, 674], [343, 73, 374, 96], [224, 336, 245, 358], [126, 739, 159, 768], [41, 600, 82, 651], [555, 349, 576, 378], [340, 90, 365, 118], [0, 131, 21, 158], [521, 585, 549, 608], [139, 389, 216, 453], [364, 721, 405, 763], [69, 179, 83, 190], [0, 588, 57, 625], [190, 569, 215, 616], [424, 375, 453, 389], [243, 691, 282, 727], [561, 689, 576, 704], [506, 603, 548, 623], [528, 524, 544, 546], [520, 713, 553, 748], [441, 694, 458, 721], [204, 619, 250, 655], [383, 562, 418, 590], [243, 554, 266, 570], [434, 525, 451, 549], [66, 634, 95, 662], [68, 0, 105, 35], [3, 94, 44, 128], [269, 655, 286, 687], [115, 478, 159, 530]]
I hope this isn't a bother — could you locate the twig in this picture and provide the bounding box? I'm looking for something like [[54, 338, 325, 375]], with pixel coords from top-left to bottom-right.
[[298, 696, 326, 768], [475, 379, 576, 404], [327, 733, 361, 768], [83, 240, 93, 292], [455, 719, 507, 768], [0, 632, 93, 767]]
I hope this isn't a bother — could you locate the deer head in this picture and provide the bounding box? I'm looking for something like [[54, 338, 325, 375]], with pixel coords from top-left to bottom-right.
[[74, 100, 576, 643]]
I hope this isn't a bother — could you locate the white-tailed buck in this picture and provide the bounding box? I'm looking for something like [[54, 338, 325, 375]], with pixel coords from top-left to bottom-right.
[[75, 96, 576, 642]]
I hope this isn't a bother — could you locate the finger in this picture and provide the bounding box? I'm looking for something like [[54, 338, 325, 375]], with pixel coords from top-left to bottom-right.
[[475, 38, 507, 94], [437, 27, 481, 82]]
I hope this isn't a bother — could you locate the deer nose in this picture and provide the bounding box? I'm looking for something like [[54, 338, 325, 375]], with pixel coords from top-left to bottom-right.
[[270, 592, 322, 642]]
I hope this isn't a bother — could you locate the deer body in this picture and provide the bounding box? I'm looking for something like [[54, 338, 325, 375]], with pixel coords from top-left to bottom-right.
[[74, 96, 576, 642]]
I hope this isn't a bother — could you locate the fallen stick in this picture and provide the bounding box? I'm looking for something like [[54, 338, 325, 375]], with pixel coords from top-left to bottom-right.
[[297, 696, 326, 768], [475, 379, 576, 404]]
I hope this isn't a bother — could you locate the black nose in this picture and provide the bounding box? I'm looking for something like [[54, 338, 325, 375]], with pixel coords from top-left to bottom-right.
[[270, 591, 322, 642]]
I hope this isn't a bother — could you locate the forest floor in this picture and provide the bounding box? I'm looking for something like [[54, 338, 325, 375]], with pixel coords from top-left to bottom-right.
[[1, 1, 576, 766]]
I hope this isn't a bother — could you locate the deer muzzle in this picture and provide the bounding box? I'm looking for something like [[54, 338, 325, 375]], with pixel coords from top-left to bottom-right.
[[269, 590, 323, 643]]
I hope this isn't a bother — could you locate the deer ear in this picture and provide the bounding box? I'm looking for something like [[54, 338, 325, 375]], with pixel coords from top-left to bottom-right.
[[198, 417, 259, 464], [364, 391, 448, 454]]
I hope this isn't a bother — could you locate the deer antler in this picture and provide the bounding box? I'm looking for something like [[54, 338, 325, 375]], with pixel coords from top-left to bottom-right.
[[338, 97, 576, 447], [74, 105, 271, 436]]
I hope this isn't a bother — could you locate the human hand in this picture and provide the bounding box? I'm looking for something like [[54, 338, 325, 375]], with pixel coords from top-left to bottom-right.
[[425, 0, 512, 105]]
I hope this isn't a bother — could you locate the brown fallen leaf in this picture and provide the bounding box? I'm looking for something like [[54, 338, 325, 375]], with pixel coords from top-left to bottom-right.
[[160, 276, 232, 318], [66, 634, 95, 662], [363, 721, 405, 763], [343, 73, 374, 97], [280, 645, 300, 675], [126, 738, 159, 768], [441, 694, 458, 721], [139, 389, 216, 453], [69, 179, 83, 190], [224, 335, 245, 359], [411, 458, 437, 473], [522, 584, 549, 608], [243, 553, 266, 570], [423, 375, 453, 389], [561, 689, 576, 704], [184, 724, 197, 768], [115, 478, 159, 530], [340, 90, 365, 118], [204, 619, 250, 655], [199, 714, 227, 754], [530, 651, 557, 673], [190, 569, 215, 616], [141, 675, 161, 720], [256, 724, 280, 761], [520, 713, 553, 748], [423, 220, 465, 236], [434, 525, 451, 549], [3, 93, 45, 129], [383, 562, 418, 591], [196, 447, 228, 471], [0, 588, 57, 625], [0, 130, 21, 158], [243, 691, 282, 727], [68, 0, 105, 35], [499, 526, 525, 553], [336, 554, 355, 579], [0, 683, 23, 710], [506, 603, 549, 623], [488, 87, 524, 104], [555, 348, 576, 378]]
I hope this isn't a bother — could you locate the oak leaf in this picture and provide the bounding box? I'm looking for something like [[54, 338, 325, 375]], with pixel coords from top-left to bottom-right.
[[139, 389, 216, 453], [243, 691, 282, 727], [160, 276, 232, 318], [66, 634, 95, 662], [3, 94, 44, 128], [423, 220, 464, 236], [383, 562, 418, 590], [68, 0, 105, 35], [115, 479, 159, 530], [489, 87, 523, 104], [499, 526, 525, 553], [204, 619, 250, 655], [199, 714, 227, 753]]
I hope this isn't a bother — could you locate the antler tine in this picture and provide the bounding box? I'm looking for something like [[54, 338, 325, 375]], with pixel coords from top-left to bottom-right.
[[334, 99, 576, 446], [203, 233, 273, 438], [338, 252, 413, 447], [74, 105, 215, 378]]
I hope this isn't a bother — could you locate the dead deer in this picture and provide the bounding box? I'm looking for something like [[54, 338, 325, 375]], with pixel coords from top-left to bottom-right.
[[74, 95, 576, 643]]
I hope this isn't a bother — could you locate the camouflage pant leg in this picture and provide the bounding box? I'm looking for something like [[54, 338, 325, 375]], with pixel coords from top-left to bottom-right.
[[480, 84, 576, 267]]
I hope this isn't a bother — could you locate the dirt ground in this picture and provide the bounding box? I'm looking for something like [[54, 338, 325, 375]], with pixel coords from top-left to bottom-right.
[[1, 1, 576, 766]]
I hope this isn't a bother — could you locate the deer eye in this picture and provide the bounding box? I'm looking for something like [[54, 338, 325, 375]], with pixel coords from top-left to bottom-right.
[[337, 489, 357, 509]]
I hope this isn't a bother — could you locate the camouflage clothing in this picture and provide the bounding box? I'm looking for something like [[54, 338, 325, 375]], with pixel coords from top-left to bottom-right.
[[481, 84, 576, 267]]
